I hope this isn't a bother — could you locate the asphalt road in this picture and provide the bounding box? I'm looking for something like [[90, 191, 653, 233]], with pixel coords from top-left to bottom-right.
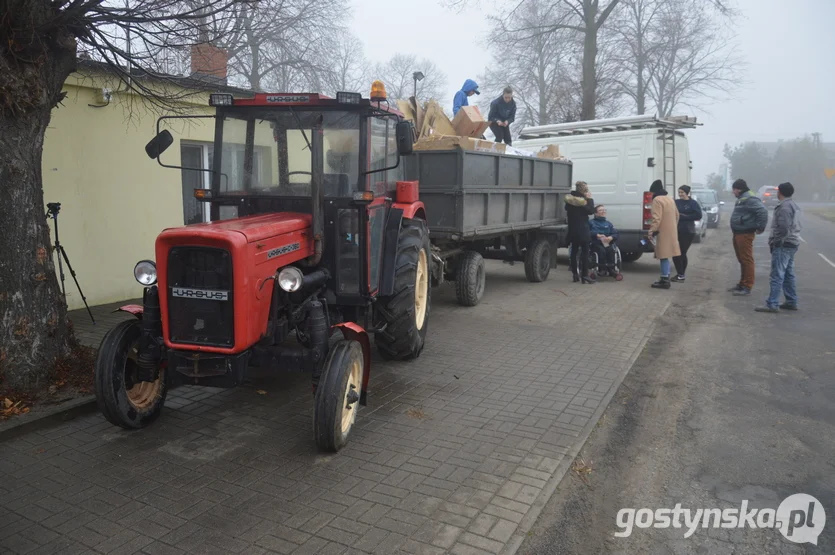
[[517, 209, 835, 555]]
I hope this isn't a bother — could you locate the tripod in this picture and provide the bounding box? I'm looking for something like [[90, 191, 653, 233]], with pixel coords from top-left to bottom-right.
[[46, 202, 95, 324]]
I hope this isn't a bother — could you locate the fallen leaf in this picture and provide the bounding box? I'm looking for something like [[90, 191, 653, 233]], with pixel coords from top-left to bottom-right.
[[3, 398, 12, 409], [406, 408, 426, 419], [256, 390, 267, 395]]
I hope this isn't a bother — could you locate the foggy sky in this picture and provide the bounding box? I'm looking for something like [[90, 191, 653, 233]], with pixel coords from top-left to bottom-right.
[[351, 0, 835, 185]]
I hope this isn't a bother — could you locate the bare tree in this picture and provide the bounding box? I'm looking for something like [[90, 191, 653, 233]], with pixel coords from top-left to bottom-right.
[[612, 0, 742, 116], [478, 0, 624, 131], [375, 54, 448, 103], [609, 0, 665, 114], [320, 34, 371, 97], [0, 0, 245, 390], [455, 0, 622, 120], [646, 0, 743, 116]]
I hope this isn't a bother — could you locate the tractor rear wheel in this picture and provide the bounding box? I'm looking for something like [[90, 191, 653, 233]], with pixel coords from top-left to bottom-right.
[[376, 218, 431, 360], [455, 251, 486, 306], [94, 319, 167, 429], [524, 238, 551, 283], [314, 340, 365, 452]]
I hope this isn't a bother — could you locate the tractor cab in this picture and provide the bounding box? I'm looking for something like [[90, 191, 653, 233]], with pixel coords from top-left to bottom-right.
[[147, 82, 417, 312]]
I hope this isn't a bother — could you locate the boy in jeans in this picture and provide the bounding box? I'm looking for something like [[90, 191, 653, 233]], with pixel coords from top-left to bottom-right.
[[756, 182, 801, 312]]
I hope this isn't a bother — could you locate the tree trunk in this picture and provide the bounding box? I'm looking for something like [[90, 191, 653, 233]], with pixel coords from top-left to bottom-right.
[[581, 7, 598, 120], [0, 6, 79, 391], [636, 57, 646, 115]]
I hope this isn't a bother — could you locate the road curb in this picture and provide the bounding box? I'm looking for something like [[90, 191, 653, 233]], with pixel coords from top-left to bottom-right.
[[500, 300, 670, 555], [0, 395, 98, 442]]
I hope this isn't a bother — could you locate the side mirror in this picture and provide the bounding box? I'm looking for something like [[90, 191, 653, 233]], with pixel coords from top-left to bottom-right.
[[145, 130, 174, 159], [396, 120, 414, 155]]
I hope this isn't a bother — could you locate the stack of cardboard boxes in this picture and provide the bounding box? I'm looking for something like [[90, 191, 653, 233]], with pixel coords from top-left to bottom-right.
[[395, 97, 563, 160]]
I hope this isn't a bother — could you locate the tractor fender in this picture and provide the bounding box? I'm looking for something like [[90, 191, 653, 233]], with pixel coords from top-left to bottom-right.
[[115, 304, 144, 319], [392, 201, 425, 221], [333, 322, 371, 406]]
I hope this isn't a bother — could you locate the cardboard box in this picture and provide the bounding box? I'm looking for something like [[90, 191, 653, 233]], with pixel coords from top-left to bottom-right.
[[414, 134, 507, 154], [536, 144, 561, 160], [452, 106, 490, 138], [419, 100, 457, 139]]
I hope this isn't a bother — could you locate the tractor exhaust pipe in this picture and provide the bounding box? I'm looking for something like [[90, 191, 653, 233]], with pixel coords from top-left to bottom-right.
[[308, 120, 325, 265]]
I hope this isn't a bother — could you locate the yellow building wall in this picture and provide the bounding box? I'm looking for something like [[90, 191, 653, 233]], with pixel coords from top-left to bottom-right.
[[42, 74, 215, 310]]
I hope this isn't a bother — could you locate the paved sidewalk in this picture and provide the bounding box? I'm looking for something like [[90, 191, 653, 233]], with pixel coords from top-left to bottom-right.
[[1, 259, 669, 555]]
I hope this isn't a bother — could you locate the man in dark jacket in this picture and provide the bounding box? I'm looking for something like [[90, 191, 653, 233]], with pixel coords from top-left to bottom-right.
[[756, 182, 802, 312], [487, 87, 516, 145], [566, 181, 596, 283], [589, 205, 618, 276], [728, 178, 769, 296]]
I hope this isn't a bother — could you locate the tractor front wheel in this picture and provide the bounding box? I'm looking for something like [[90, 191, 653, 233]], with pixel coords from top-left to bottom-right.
[[314, 340, 365, 452], [376, 218, 431, 360], [94, 319, 167, 429]]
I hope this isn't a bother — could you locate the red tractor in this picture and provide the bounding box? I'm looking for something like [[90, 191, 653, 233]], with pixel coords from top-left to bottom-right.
[[93, 82, 431, 451]]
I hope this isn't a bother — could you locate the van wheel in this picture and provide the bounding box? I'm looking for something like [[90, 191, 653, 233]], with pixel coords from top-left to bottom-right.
[[524, 239, 551, 283], [621, 252, 643, 264]]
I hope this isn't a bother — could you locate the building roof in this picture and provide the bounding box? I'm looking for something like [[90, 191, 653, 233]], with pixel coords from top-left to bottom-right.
[[76, 58, 254, 97]]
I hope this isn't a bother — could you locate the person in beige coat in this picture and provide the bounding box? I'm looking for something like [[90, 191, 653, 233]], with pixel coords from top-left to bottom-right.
[[647, 180, 680, 289]]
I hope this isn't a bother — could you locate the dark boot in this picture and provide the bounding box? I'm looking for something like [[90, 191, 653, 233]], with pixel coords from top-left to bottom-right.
[[572, 272, 580, 283], [582, 273, 596, 284], [651, 276, 671, 289]]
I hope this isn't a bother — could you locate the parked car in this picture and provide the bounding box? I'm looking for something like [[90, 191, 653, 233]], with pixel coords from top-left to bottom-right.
[[691, 188, 724, 228], [757, 185, 780, 209], [692, 197, 708, 243]]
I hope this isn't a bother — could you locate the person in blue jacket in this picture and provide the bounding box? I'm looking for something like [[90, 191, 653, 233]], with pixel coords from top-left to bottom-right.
[[588, 205, 619, 276], [672, 185, 703, 282], [452, 79, 480, 116], [487, 86, 516, 145]]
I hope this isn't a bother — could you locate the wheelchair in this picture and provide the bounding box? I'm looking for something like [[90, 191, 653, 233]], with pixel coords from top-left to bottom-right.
[[569, 241, 623, 281]]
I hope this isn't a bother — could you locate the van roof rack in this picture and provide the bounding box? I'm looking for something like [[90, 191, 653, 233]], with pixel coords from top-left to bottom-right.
[[518, 115, 701, 139]]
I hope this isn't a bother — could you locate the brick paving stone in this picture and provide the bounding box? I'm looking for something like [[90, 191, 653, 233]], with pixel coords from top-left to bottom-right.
[[0, 262, 666, 555]]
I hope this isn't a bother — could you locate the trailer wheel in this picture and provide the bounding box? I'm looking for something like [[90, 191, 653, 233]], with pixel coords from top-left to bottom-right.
[[314, 340, 364, 452], [621, 252, 643, 264], [455, 251, 486, 307], [524, 238, 551, 283], [376, 218, 431, 360], [94, 319, 167, 430]]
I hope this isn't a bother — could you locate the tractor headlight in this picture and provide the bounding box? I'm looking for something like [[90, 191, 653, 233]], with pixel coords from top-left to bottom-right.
[[134, 260, 157, 286], [278, 266, 303, 292]]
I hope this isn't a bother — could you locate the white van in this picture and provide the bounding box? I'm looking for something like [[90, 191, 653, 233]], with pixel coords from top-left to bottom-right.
[[515, 115, 700, 262]]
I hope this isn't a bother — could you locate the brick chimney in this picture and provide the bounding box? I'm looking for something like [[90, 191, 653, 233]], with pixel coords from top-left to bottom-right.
[[190, 43, 228, 85]]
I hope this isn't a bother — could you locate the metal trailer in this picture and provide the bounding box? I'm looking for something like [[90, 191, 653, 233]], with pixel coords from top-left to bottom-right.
[[403, 148, 572, 306]]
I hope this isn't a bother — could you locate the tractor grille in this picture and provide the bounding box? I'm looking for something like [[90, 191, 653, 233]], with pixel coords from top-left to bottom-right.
[[167, 247, 234, 347]]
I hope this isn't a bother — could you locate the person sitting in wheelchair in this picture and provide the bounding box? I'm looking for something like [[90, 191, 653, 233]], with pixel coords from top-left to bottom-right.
[[588, 205, 619, 277]]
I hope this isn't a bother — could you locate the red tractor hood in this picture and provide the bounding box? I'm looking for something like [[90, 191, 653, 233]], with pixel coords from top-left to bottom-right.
[[186, 213, 312, 242]]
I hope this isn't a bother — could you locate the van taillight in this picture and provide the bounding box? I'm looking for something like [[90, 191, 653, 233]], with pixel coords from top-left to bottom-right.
[[642, 192, 653, 230]]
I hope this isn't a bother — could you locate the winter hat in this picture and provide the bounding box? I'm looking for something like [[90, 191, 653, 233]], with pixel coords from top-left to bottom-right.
[[778, 182, 794, 197], [732, 179, 749, 193], [649, 180, 666, 196]]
